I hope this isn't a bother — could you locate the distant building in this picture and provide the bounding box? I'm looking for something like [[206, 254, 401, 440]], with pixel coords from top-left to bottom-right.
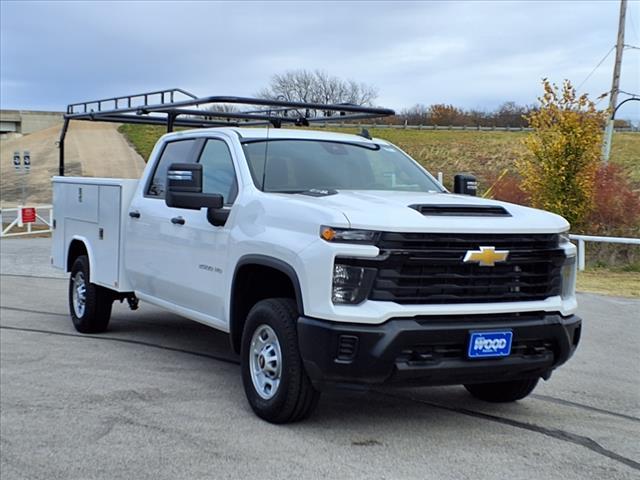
[[0, 110, 63, 135]]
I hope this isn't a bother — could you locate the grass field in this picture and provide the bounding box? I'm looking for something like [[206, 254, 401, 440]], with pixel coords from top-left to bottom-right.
[[118, 124, 640, 189], [577, 269, 640, 298]]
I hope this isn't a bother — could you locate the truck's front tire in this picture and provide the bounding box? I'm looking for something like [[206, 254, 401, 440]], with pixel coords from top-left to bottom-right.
[[241, 298, 320, 423], [69, 255, 113, 333], [464, 378, 539, 403]]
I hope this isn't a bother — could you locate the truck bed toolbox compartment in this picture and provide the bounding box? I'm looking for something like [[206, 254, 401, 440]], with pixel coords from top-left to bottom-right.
[[52, 177, 139, 292]]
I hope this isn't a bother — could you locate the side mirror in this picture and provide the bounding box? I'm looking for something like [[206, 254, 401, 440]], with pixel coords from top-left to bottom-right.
[[165, 163, 223, 210], [453, 173, 477, 196]]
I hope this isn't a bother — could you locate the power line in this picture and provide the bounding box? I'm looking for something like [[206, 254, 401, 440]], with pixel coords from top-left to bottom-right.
[[624, 44, 640, 50], [576, 46, 615, 93]]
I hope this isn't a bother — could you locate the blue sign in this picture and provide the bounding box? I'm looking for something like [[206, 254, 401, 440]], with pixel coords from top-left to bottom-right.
[[468, 331, 513, 358]]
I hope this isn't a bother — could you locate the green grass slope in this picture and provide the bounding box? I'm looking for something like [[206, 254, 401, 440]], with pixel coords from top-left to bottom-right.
[[118, 125, 640, 188]]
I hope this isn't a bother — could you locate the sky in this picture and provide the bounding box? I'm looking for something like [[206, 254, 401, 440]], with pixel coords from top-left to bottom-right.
[[1, 0, 639, 121]]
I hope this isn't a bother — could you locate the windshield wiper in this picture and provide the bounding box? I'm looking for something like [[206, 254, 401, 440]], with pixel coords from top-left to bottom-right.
[[270, 188, 338, 197]]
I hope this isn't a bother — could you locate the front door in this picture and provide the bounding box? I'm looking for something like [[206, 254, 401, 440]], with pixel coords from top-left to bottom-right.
[[125, 136, 239, 326]]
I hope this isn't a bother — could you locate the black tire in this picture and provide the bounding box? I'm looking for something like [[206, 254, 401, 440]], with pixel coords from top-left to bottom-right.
[[464, 378, 539, 403], [241, 298, 320, 423], [68, 255, 113, 333]]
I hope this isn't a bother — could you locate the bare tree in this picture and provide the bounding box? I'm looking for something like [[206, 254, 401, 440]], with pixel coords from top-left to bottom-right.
[[257, 69, 378, 117], [400, 104, 430, 124], [495, 101, 530, 127], [206, 104, 239, 113]]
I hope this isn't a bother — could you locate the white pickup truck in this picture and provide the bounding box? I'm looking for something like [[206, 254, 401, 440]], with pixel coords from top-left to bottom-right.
[[52, 91, 581, 423]]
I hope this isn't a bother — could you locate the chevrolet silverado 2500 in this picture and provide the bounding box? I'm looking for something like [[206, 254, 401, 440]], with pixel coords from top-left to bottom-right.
[[52, 91, 581, 423]]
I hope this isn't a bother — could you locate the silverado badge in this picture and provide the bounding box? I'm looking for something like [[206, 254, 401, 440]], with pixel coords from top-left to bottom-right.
[[463, 246, 509, 267]]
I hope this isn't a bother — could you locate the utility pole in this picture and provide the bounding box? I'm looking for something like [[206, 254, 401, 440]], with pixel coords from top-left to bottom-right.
[[602, 0, 627, 164]]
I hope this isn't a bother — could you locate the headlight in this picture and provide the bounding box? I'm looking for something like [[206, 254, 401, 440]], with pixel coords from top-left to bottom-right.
[[561, 255, 577, 299], [321, 226, 379, 244], [332, 263, 376, 304], [559, 233, 571, 246]]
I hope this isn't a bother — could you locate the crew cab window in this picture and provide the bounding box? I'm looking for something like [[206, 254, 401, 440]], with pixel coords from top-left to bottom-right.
[[198, 139, 238, 205], [147, 139, 197, 198]]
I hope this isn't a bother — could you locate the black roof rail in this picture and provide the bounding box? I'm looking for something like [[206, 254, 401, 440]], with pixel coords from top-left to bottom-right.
[[58, 88, 395, 176]]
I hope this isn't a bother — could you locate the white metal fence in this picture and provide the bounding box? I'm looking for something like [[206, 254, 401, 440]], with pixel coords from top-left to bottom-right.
[[314, 123, 640, 132], [0, 205, 53, 237], [569, 234, 640, 271], [1, 205, 638, 271]]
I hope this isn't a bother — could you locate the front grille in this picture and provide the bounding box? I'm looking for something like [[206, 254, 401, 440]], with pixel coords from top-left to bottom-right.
[[341, 233, 564, 304]]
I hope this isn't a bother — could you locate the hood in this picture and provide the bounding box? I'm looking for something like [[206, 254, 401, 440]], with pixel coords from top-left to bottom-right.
[[289, 190, 569, 234]]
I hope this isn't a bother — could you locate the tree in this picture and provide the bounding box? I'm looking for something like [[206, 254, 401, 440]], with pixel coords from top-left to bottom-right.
[[427, 104, 465, 126], [494, 101, 531, 127], [257, 69, 378, 116], [518, 79, 607, 228], [400, 104, 430, 124]]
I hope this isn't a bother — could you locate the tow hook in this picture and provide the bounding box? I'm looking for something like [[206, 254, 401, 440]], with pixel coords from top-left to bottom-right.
[[126, 295, 139, 311]]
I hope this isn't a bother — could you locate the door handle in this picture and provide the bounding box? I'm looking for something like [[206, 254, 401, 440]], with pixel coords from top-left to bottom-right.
[[129, 211, 140, 218], [171, 216, 185, 225]]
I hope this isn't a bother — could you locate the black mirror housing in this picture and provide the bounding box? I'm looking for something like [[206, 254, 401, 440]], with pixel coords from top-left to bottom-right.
[[165, 163, 224, 210], [453, 174, 477, 196]]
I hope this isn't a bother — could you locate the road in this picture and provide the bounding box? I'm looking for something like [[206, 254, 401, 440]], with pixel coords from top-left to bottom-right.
[[0, 122, 145, 207], [1, 238, 639, 480]]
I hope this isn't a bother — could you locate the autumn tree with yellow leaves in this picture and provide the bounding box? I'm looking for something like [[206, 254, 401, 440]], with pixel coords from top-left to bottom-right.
[[518, 79, 607, 228]]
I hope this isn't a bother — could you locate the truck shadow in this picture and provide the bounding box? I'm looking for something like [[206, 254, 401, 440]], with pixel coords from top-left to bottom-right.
[[108, 303, 508, 426]]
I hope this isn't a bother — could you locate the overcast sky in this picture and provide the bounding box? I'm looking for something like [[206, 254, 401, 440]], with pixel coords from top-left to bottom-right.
[[1, 0, 639, 120]]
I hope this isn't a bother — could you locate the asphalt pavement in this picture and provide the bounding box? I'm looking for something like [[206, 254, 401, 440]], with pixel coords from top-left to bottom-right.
[[1, 238, 639, 480]]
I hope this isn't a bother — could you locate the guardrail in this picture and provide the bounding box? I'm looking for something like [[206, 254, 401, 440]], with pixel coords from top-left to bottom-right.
[[314, 123, 640, 132], [0, 205, 53, 237], [1, 207, 637, 270], [569, 234, 640, 271]]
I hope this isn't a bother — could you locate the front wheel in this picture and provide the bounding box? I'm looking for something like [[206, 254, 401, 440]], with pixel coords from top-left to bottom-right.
[[68, 255, 113, 333], [241, 298, 320, 423], [464, 378, 539, 403]]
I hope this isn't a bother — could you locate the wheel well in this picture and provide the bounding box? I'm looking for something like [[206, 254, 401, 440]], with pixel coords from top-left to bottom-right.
[[67, 240, 88, 272], [230, 262, 301, 354]]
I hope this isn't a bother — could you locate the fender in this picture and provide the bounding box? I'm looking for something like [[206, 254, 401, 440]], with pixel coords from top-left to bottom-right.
[[229, 254, 305, 353], [67, 235, 96, 280], [233, 254, 305, 313]]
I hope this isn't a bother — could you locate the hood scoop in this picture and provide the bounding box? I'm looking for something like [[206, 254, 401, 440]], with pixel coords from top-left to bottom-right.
[[409, 204, 512, 217]]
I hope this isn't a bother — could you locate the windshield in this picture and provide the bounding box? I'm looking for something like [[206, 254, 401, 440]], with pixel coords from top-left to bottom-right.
[[242, 139, 443, 193]]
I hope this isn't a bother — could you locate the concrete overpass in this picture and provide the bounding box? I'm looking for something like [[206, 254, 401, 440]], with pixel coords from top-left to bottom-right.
[[0, 110, 63, 135]]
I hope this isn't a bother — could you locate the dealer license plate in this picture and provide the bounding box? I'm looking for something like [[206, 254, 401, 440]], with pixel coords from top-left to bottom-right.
[[468, 331, 512, 359]]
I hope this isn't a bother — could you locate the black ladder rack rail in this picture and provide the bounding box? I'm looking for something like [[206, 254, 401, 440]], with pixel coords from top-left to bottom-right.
[[58, 88, 396, 176]]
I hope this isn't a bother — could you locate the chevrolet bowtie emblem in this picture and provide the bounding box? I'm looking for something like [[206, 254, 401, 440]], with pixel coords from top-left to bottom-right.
[[463, 246, 509, 267]]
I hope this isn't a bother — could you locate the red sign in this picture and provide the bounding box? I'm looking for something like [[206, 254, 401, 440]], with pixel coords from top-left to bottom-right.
[[21, 207, 36, 224]]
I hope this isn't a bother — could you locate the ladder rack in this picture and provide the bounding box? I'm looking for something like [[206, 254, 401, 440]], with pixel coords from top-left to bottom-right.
[[58, 88, 395, 175]]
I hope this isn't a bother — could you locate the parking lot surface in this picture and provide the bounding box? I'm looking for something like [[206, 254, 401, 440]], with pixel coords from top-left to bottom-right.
[[1, 238, 639, 479]]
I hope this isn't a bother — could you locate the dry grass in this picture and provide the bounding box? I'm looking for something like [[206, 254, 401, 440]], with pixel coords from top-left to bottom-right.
[[118, 125, 640, 190], [577, 269, 640, 298]]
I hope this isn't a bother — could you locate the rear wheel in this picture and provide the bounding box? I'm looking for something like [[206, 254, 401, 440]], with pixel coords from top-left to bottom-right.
[[68, 255, 113, 333], [241, 298, 320, 423], [464, 378, 539, 403]]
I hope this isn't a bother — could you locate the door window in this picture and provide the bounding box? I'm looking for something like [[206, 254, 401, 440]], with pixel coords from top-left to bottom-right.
[[147, 139, 197, 198], [198, 139, 238, 205]]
